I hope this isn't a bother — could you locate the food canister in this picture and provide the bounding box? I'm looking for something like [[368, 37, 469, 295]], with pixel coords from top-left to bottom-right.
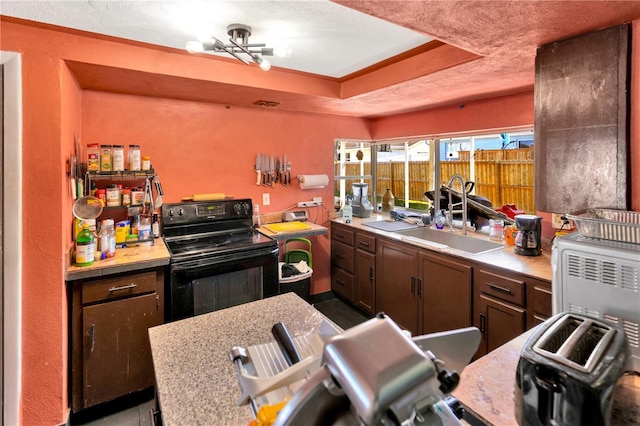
[[99, 144, 112, 172], [87, 143, 100, 172], [122, 189, 131, 206], [129, 145, 141, 171], [131, 188, 144, 205], [142, 155, 151, 171], [106, 184, 121, 207], [112, 145, 125, 171]]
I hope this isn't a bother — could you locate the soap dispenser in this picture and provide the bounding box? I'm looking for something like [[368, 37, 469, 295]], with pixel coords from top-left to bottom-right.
[[435, 209, 447, 229]]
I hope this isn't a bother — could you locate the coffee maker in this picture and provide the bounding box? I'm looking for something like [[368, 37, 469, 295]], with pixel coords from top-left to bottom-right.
[[514, 214, 542, 256], [351, 183, 374, 218]]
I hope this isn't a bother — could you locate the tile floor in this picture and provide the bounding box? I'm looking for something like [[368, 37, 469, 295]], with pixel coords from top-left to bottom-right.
[[73, 294, 371, 425]]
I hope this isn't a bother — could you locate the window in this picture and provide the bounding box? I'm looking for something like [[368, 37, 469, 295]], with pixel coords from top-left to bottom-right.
[[334, 127, 534, 218]]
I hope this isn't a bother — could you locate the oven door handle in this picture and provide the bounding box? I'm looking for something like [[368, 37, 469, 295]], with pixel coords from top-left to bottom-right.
[[170, 246, 279, 271]]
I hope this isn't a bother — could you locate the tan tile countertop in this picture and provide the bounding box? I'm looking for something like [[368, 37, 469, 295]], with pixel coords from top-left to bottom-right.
[[453, 328, 640, 425], [65, 237, 170, 281], [148, 293, 338, 426], [332, 214, 553, 282]]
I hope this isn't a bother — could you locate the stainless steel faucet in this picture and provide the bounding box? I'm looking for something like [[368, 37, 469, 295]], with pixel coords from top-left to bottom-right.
[[447, 174, 468, 235]]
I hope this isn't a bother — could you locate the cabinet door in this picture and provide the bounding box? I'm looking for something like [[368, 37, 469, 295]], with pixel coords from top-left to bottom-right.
[[82, 293, 160, 408], [478, 294, 525, 355], [355, 249, 375, 314], [376, 240, 418, 334], [419, 252, 472, 335]]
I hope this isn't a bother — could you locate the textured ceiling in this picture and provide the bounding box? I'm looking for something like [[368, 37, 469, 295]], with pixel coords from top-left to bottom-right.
[[2, 1, 640, 117]]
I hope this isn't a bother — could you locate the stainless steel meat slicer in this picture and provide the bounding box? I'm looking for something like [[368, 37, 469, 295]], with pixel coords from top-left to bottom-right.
[[229, 313, 481, 425]]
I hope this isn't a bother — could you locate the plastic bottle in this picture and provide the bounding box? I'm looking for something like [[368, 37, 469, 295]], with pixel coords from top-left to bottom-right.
[[99, 219, 116, 258], [128, 145, 141, 171], [142, 155, 151, 171], [112, 145, 125, 171], [75, 223, 95, 266], [343, 199, 353, 224], [99, 144, 112, 172], [435, 209, 447, 230], [138, 216, 152, 242]]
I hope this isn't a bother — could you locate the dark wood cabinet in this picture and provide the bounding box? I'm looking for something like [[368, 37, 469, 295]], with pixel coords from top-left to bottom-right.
[[375, 239, 419, 334], [478, 294, 526, 354], [473, 266, 550, 357], [354, 232, 376, 314], [331, 223, 355, 302], [418, 251, 472, 335], [70, 268, 164, 412]]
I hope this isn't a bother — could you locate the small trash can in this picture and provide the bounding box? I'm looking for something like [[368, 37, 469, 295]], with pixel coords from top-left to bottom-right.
[[279, 262, 312, 303]]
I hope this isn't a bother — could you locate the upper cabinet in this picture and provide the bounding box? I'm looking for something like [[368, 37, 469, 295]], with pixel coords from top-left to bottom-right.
[[534, 24, 630, 213]]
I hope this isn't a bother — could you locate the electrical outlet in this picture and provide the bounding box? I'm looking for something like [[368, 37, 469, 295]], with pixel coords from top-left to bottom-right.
[[298, 201, 322, 208], [262, 193, 270, 206], [551, 213, 573, 229]]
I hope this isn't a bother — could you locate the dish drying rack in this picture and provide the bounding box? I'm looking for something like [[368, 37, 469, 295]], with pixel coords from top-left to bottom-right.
[[565, 208, 640, 244]]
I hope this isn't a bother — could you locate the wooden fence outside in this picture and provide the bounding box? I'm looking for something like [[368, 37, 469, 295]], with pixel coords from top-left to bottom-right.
[[335, 148, 535, 213]]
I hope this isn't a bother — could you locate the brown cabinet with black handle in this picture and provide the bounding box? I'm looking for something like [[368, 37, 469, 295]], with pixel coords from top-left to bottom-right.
[[330, 223, 355, 302], [69, 267, 164, 412]]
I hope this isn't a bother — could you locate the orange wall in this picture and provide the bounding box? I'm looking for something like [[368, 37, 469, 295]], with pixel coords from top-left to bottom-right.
[[1, 20, 371, 425], [3, 15, 639, 426]]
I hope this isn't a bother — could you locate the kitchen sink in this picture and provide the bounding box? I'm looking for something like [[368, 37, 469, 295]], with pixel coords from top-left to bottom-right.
[[394, 227, 505, 254]]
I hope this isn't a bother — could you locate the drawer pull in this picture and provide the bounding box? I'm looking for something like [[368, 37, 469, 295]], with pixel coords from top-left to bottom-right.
[[488, 282, 512, 294], [336, 254, 345, 260], [369, 266, 374, 281], [358, 241, 370, 247], [89, 323, 95, 352], [108, 283, 138, 292], [336, 279, 345, 286], [336, 233, 345, 239]]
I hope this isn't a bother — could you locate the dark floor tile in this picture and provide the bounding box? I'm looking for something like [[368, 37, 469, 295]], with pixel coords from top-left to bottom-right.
[[313, 296, 372, 329]]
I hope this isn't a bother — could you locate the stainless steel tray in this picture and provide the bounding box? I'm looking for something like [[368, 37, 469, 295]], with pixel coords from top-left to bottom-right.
[[566, 208, 640, 244]]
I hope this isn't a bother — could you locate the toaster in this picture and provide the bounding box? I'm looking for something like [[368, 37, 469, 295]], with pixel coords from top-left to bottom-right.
[[515, 312, 629, 426]]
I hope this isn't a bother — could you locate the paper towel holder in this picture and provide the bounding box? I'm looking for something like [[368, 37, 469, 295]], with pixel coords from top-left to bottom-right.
[[297, 174, 329, 189]]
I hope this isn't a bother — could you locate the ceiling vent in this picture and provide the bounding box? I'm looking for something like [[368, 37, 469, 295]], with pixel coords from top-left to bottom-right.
[[255, 100, 280, 107]]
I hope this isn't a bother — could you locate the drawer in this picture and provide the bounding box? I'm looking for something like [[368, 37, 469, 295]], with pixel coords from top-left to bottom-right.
[[331, 267, 354, 302], [331, 240, 354, 273], [355, 232, 376, 254], [331, 224, 355, 246], [82, 271, 157, 304], [477, 269, 525, 307]]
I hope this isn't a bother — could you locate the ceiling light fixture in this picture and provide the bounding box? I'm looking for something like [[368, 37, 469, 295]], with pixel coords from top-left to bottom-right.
[[186, 23, 291, 71]]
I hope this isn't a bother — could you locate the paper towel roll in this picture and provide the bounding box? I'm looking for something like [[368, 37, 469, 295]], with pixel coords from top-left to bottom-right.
[[298, 174, 329, 189]]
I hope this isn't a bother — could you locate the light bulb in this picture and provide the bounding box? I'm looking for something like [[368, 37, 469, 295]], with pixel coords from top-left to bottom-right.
[[273, 46, 292, 58], [186, 41, 204, 53], [256, 57, 271, 71]]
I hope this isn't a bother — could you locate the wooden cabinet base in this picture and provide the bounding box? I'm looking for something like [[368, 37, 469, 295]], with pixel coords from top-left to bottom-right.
[[70, 267, 164, 412]]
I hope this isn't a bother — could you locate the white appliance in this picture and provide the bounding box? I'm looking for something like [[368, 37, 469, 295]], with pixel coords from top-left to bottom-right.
[[552, 232, 640, 372]]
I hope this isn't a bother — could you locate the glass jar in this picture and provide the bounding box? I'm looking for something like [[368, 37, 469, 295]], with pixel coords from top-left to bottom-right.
[[87, 143, 100, 172], [128, 145, 141, 171], [106, 184, 121, 207], [99, 144, 112, 172], [112, 145, 125, 171]]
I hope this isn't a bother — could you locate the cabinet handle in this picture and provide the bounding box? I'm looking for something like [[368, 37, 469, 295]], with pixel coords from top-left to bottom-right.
[[417, 278, 422, 298], [487, 282, 512, 294], [336, 279, 345, 287], [108, 283, 137, 292], [89, 323, 95, 352], [336, 233, 345, 239], [336, 254, 345, 260], [411, 276, 416, 294], [156, 294, 160, 307], [369, 266, 374, 282], [359, 241, 370, 247], [479, 313, 486, 334]]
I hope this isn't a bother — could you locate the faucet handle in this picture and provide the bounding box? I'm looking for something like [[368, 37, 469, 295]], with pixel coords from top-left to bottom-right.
[[464, 181, 475, 194]]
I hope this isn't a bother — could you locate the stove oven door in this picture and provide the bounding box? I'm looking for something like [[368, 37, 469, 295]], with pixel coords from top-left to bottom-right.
[[167, 245, 279, 322]]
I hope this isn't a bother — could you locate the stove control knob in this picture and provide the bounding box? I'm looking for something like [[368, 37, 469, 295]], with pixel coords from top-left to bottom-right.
[[178, 208, 184, 216], [168, 209, 174, 217]]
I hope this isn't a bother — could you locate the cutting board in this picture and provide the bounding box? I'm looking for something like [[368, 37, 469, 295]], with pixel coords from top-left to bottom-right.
[[263, 221, 311, 233]]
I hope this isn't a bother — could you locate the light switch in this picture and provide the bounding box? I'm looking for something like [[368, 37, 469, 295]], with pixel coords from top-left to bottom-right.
[[262, 193, 270, 206]]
